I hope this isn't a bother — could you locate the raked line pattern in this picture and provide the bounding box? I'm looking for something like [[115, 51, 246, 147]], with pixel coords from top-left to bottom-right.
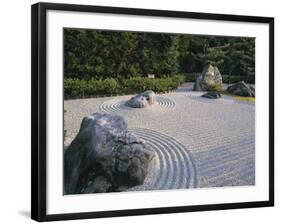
[[127, 128, 197, 191]]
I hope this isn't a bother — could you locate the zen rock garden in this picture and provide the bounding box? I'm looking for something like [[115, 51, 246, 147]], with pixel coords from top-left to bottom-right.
[[64, 64, 256, 194], [64, 113, 154, 194], [63, 30, 256, 193]]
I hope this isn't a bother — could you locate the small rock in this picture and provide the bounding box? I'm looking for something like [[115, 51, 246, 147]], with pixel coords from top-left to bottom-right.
[[126, 90, 156, 108], [201, 92, 222, 99], [227, 81, 255, 97]]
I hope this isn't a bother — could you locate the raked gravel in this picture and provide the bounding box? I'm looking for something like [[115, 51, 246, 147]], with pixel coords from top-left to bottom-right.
[[64, 83, 255, 190]]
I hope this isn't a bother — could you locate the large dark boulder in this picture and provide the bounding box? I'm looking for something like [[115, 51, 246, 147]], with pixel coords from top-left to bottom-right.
[[227, 81, 255, 97], [64, 113, 154, 194], [201, 92, 222, 99], [193, 64, 223, 91], [126, 90, 156, 108]]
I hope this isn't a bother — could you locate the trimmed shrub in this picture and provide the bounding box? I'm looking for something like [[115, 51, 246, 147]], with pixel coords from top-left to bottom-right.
[[64, 75, 185, 99], [206, 83, 223, 92], [102, 78, 119, 95]]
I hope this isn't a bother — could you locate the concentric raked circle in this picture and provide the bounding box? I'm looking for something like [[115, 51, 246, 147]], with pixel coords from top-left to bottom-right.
[[99, 96, 175, 113], [127, 128, 197, 191]]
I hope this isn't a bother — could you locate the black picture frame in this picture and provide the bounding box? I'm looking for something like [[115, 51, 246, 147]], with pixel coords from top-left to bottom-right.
[[31, 2, 274, 222]]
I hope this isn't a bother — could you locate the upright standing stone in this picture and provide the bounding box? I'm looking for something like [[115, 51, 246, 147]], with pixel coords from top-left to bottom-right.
[[193, 64, 223, 91]]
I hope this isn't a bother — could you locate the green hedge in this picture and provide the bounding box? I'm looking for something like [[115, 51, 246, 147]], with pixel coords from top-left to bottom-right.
[[64, 73, 254, 99], [64, 75, 185, 99]]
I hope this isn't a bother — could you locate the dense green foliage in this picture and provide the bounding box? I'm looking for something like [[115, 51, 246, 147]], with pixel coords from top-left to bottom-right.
[[177, 35, 255, 77], [64, 29, 179, 79], [64, 29, 255, 79], [64, 75, 185, 99], [64, 29, 255, 98]]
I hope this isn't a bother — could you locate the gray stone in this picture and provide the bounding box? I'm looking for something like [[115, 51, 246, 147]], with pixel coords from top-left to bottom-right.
[[201, 92, 222, 99], [81, 176, 111, 193], [193, 65, 223, 91], [226, 81, 255, 97], [126, 90, 156, 108], [64, 113, 154, 194]]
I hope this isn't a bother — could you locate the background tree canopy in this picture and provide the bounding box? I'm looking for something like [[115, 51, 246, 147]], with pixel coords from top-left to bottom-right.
[[64, 28, 255, 79]]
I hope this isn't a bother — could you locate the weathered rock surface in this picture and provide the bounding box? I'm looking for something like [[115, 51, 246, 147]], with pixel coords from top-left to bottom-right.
[[193, 64, 223, 91], [201, 92, 222, 99], [126, 90, 156, 108], [64, 113, 154, 194], [226, 81, 255, 97]]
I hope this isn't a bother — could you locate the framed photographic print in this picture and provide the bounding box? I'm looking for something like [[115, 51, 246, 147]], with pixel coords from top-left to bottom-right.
[[31, 2, 274, 222]]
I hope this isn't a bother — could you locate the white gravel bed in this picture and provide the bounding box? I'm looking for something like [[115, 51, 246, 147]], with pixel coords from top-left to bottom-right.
[[64, 85, 255, 190]]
